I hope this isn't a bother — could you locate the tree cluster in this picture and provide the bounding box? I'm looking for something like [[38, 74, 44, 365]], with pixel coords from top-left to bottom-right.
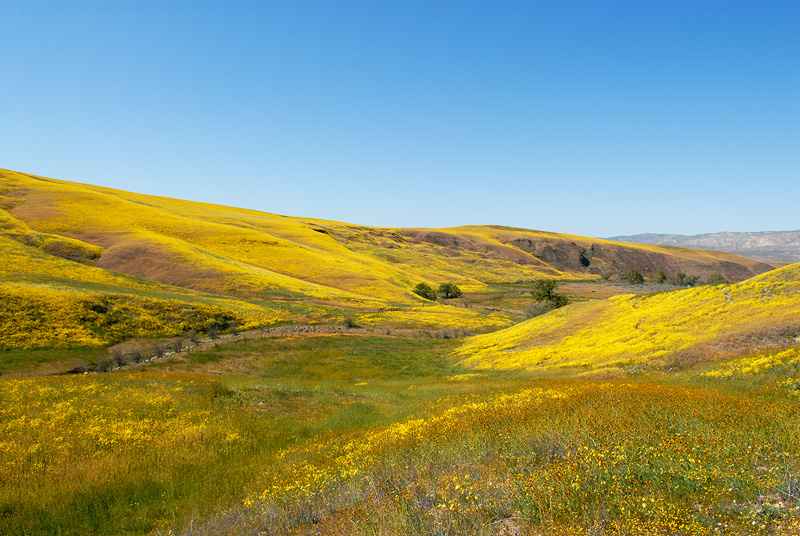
[[413, 282, 462, 300]]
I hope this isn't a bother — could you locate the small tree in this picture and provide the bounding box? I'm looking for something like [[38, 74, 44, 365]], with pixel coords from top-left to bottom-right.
[[706, 273, 727, 286], [208, 325, 220, 340], [530, 279, 569, 308], [438, 283, 462, 299], [684, 275, 700, 287], [95, 353, 114, 373], [129, 349, 144, 364], [655, 270, 667, 284], [624, 270, 645, 285], [188, 330, 200, 345], [111, 349, 127, 368], [413, 282, 437, 300], [674, 272, 687, 286]]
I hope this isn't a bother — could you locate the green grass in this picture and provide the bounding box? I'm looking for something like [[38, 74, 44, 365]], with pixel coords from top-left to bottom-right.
[[3, 335, 799, 536], [0, 336, 498, 536], [0, 346, 98, 375]]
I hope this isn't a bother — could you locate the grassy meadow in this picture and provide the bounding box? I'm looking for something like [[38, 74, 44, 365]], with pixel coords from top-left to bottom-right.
[[1, 336, 799, 535]]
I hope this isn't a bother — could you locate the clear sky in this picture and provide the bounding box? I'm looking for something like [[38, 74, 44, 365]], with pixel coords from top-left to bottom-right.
[[1, 1, 798, 237]]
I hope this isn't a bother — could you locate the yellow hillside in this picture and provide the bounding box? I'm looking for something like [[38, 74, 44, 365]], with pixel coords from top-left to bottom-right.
[[0, 226, 512, 351], [1, 168, 770, 306], [455, 262, 800, 373], [2, 169, 566, 302]]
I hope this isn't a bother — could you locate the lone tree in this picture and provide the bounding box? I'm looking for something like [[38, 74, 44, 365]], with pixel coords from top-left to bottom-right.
[[413, 282, 437, 300], [624, 269, 645, 285], [684, 275, 700, 287], [530, 279, 569, 309], [438, 282, 462, 299]]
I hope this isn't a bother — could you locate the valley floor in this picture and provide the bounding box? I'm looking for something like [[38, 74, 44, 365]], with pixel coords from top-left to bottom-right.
[[2, 334, 799, 536]]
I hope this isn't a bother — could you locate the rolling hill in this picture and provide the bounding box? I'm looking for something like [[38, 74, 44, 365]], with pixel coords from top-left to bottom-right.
[[456, 262, 800, 374], [1, 168, 772, 301], [1, 166, 787, 361]]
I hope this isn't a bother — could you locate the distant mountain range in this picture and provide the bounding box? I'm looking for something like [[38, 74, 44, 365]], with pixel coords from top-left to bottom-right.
[[607, 231, 800, 264]]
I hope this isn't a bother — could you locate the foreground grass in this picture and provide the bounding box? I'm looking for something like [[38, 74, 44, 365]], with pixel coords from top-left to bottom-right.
[[1, 337, 799, 535], [208, 378, 800, 536], [0, 336, 480, 535]]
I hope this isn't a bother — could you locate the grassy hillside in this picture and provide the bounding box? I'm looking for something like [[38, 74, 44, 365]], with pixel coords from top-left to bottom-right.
[[455, 263, 800, 374], [1, 168, 771, 306]]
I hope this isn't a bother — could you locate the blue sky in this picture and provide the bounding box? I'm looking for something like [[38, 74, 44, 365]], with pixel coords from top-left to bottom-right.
[[1, 1, 798, 237]]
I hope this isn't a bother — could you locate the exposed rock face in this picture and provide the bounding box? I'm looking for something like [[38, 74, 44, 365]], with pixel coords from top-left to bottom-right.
[[508, 238, 770, 281], [394, 227, 773, 282], [608, 231, 800, 264]]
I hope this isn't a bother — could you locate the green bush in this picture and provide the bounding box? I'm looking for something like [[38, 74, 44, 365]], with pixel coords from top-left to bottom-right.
[[412, 283, 437, 300], [624, 270, 644, 285], [437, 283, 462, 299], [530, 279, 568, 308], [705, 273, 728, 286], [525, 301, 557, 319]]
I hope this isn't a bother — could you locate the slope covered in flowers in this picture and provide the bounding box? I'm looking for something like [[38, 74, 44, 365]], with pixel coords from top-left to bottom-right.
[[1, 168, 771, 306], [455, 263, 800, 373], [0, 231, 511, 352]]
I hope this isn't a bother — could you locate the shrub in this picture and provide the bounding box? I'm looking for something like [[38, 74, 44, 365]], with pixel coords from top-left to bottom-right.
[[207, 325, 220, 340], [655, 270, 668, 283], [706, 273, 728, 286], [111, 349, 127, 368], [412, 283, 437, 301], [188, 330, 200, 344], [95, 353, 114, 372], [437, 283, 462, 299], [624, 270, 645, 285], [530, 279, 569, 308], [525, 301, 557, 319], [129, 349, 144, 364], [343, 316, 357, 329]]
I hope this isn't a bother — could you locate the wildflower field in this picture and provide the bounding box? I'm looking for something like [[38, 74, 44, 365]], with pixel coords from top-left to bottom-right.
[[1, 335, 799, 536]]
